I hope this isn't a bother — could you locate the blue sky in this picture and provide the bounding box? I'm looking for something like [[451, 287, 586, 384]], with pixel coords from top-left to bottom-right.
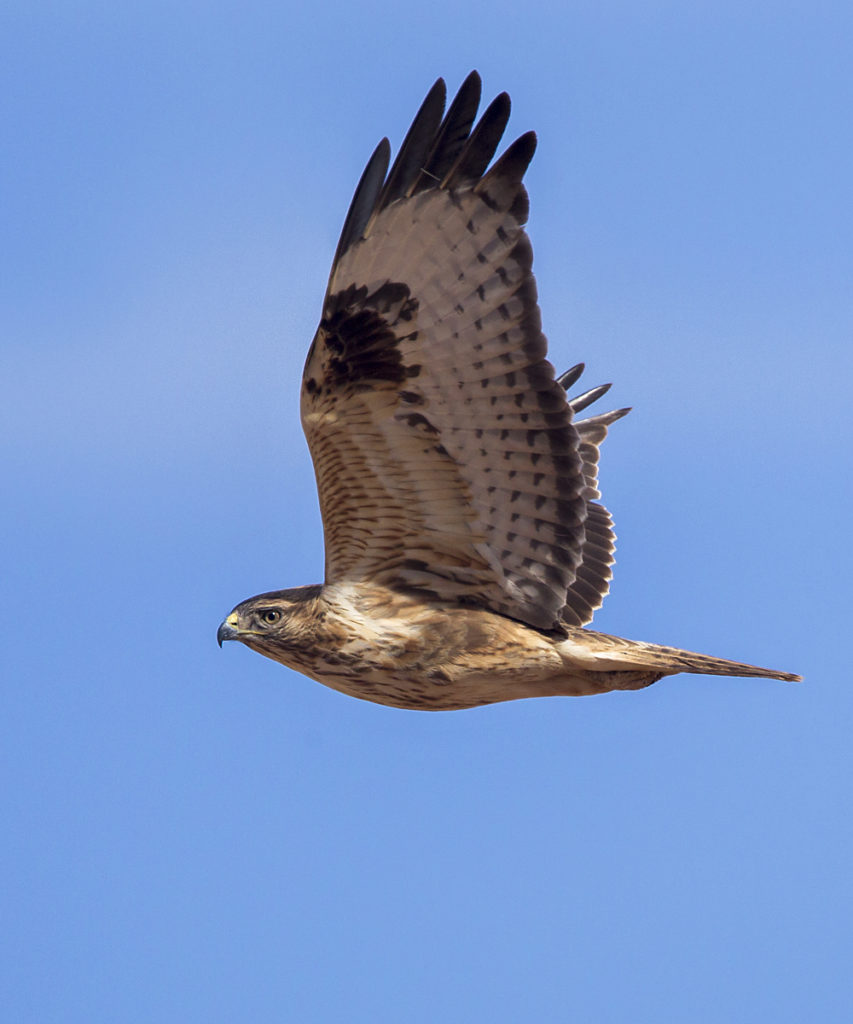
[[2, 2, 851, 1021]]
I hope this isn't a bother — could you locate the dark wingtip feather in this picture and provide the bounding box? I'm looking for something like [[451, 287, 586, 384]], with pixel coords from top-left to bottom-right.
[[557, 363, 585, 390], [443, 91, 512, 188], [377, 78, 447, 210], [332, 137, 391, 265], [331, 74, 532, 267], [477, 130, 537, 191], [412, 71, 482, 194], [569, 383, 612, 414]]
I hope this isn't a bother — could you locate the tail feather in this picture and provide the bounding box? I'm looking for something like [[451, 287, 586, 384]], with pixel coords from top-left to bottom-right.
[[642, 644, 802, 682], [565, 628, 802, 682]]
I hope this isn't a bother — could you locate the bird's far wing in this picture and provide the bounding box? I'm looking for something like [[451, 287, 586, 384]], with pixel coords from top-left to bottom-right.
[[555, 365, 631, 625], [301, 73, 618, 634]]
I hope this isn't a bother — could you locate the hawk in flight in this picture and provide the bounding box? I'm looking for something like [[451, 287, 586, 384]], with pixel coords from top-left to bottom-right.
[[217, 73, 800, 709]]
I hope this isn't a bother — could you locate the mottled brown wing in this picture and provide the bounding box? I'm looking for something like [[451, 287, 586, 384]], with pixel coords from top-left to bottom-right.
[[301, 74, 623, 633]]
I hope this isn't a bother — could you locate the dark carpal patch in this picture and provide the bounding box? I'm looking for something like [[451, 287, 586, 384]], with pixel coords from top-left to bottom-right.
[[401, 412, 439, 434], [320, 282, 420, 388]]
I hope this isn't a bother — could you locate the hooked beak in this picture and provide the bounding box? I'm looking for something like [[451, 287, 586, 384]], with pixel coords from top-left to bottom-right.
[[217, 612, 240, 648]]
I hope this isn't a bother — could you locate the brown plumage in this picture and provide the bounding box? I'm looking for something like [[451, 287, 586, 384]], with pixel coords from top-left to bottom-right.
[[217, 72, 800, 710]]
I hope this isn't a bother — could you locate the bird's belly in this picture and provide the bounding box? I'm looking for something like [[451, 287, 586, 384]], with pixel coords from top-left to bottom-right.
[[281, 622, 570, 710]]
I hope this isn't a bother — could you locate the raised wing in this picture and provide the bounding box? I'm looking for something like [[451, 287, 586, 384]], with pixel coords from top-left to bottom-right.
[[301, 73, 627, 633]]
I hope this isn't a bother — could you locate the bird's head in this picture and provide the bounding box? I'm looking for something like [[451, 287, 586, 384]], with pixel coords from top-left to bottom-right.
[[216, 586, 321, 656]]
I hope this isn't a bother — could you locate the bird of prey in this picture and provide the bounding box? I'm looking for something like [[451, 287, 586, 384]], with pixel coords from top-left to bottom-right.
[[217, 72, 800, 709]]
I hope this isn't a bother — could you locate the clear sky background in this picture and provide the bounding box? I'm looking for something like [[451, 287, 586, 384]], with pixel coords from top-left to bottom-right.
[[2, 2, 851, 1021]]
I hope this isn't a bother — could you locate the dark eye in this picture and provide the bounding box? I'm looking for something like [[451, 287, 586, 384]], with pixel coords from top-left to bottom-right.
[[260, 609, 281, 625]]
